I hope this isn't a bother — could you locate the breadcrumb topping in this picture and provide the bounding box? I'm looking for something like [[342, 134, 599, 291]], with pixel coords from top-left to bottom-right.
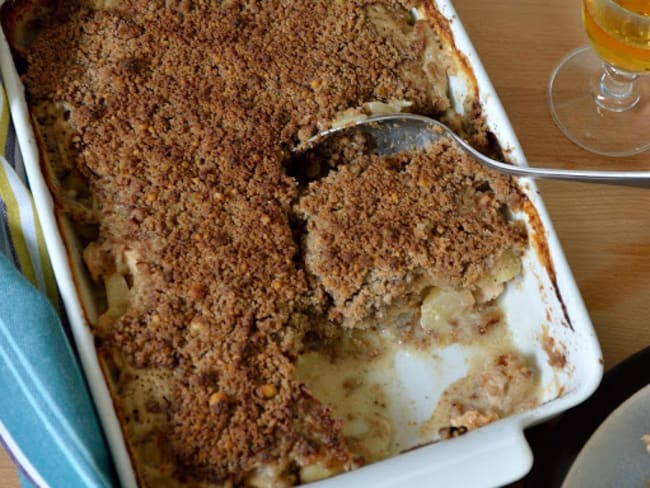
[[296, 135, 526, 327], [10, 0, 527, 485]]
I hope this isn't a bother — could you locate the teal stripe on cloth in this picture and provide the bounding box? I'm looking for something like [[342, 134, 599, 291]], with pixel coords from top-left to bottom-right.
[[18, 470, 37, 488], [0, 254, 117, 488]]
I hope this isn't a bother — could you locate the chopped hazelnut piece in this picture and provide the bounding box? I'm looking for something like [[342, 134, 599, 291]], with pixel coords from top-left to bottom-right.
[[259, 384, 277, 398]]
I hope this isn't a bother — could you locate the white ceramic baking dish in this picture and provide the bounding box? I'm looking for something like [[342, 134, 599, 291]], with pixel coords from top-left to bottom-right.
[[0, 1, 603, 487]]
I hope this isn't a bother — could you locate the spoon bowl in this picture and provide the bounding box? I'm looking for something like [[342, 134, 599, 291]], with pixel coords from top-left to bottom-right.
[[303, 113, 650, 189]]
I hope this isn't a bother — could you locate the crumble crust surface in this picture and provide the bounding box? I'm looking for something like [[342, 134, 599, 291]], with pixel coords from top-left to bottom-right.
[[13, 0, 527, 485], [296, 137, 526, 327]]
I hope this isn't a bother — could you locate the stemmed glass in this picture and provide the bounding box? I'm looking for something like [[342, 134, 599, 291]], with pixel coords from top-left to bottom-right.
[[548, 0, 650, 157]]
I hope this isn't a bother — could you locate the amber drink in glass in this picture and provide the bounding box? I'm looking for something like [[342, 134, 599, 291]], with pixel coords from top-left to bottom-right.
[[549, 0, 650, 156]]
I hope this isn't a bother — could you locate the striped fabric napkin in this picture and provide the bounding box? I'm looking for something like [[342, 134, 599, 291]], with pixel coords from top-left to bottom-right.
[[0, 81, 58, 304], [0, 71, 117, 486]]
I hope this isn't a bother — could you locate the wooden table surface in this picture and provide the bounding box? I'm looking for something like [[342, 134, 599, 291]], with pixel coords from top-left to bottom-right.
[[2, 0, 649, 486]]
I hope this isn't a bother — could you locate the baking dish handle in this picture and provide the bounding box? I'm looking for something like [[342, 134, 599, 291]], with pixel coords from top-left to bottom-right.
[[405, 423, 535, 487], [312, 421, 533, 488], [438, 423, 535, 487]]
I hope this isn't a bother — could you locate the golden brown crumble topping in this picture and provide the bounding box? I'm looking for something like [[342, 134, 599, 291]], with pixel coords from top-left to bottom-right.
[[4, 0, 530, 486], [295, 135, 526, 328]]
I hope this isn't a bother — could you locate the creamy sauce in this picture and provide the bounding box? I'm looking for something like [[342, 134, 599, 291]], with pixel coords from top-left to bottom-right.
[[296, 347, 393, 463], [421, 350, 539, 440], [296, 305, 541, 465]]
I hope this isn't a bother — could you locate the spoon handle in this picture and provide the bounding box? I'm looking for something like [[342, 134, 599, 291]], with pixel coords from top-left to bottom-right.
[[487, 160, 650, 189], [458, 139, 650, 189]]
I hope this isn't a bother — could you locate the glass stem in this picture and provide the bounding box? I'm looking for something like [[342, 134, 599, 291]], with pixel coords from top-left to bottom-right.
[[593, 63, 640, 112]]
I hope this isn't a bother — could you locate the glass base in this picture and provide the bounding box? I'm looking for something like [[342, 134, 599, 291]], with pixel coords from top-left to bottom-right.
[[548, 46, 650, 157]]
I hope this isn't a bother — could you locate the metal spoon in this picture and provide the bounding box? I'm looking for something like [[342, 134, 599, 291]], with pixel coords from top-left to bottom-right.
[[304, 113, 650, 189]]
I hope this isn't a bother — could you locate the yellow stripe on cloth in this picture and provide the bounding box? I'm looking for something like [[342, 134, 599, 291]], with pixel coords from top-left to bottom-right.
[[0, 81, 58, 306], [0, 160, 37, 285], [0, 156, 59, 306], [0, 86, 8, 151]]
